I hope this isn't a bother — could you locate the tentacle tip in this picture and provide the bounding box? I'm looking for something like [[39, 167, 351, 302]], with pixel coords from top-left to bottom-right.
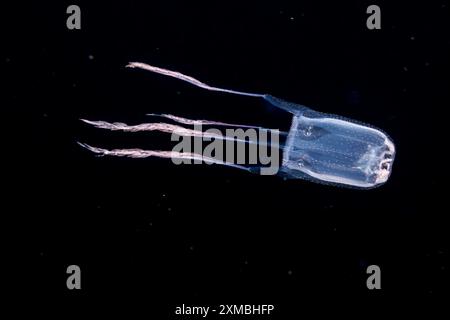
[[80, 119, 100, 127], [77, 141, 92, 151], [77, 142, 104, 157], [126, 62, 138, 68], [78, 141, 96, 154]]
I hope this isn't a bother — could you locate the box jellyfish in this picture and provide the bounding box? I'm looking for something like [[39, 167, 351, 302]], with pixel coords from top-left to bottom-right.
[[79, 62, 395, 189]]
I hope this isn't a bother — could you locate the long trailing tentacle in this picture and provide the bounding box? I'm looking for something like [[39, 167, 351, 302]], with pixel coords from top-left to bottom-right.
[[81, 119, 281, 146], [146, 113, 288, 135], [127, 62, 266, 98], [81, 118, 213, 138], [78, 143, 253, 171], [126, 62, 301, 115]]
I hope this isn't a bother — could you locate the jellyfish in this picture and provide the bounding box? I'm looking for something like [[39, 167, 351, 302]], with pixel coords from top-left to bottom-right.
[[79, 62, 395, 189]]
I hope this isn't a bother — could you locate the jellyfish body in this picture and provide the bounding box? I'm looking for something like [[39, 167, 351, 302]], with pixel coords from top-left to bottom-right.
[[80, 62, 395, 189], [278, 101, 395, 188]]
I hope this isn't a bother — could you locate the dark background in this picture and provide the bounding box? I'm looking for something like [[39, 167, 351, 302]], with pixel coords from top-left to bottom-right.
[[4, 0, 449, 315]]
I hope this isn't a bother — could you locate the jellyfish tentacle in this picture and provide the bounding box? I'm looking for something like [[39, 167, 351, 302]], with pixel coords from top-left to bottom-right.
[[127, 62, 266, 98], [145, 113, 288, 134], [77, 142, 253, 171], [126, 62, 308, 115], [81, 118, 211, 138], [80, 118, 280, 146]]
